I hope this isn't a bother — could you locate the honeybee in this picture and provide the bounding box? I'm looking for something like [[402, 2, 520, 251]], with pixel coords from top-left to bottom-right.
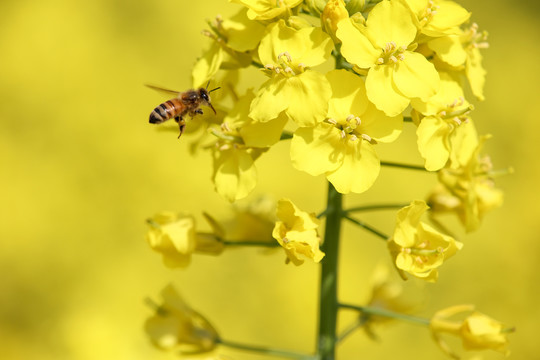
[[146, 82, 220, 138]]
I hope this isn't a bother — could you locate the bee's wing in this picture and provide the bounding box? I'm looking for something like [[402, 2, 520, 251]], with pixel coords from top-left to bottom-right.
[[145, 84, 181, 96]]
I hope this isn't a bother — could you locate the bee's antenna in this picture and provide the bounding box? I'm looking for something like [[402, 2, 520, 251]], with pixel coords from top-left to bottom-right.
[[209, 87, 221, 93], [205, 81, 211, 90]]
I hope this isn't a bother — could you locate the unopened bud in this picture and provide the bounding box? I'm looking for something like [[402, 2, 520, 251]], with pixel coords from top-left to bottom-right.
[[287, 16, 312, 30], [322, 0, 349, 44], [344, 0, 365, 15], [305, 0, 327, 17]]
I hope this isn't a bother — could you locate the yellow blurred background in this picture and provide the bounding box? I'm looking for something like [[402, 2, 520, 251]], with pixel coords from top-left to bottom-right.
[[1, 0, 539, 359]]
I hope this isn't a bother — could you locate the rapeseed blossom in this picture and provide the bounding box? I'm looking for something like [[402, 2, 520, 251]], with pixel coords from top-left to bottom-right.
[[430, 304, 512, 358], [146, 212, 225, 268], [291, 69, 402, 193], [336, 0, 440, 116], [387, 200, 462, 282], [427, 135, 503, 232], [272, 199, 324, 265], [145, 285, 219, 354], [249, 20, 333, 126]]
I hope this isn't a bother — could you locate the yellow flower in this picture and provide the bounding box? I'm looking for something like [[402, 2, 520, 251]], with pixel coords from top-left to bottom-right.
[[146, 212, 225, 268], [291, 69, 402, 194], [211, 90, 280, 202], [336, 0, 440, 116], [430, 304, 513, 358], [403, 0, 470, 37], [272, 199, 324, 265], [412, 72, 477, 171], [230, 0, 303, 21], [387, 200, 463, 282], [145, 285, 219, 354], [427, 135, 504, 232], [427, 23, 489, 101], [249, 20, 333, 126]]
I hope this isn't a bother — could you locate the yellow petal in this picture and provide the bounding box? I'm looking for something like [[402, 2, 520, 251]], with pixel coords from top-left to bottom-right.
[[336, 18, 380, 68], [285, 71, 331, 126], [416, 116, 451, 171], [192, 42, 224, 88], [360, 102, 403, 143], [213, 148, 257, 202], [241, 112, 288, 147], [326, 139, 380, 194], [249, 77, 289, 123], [466, 47, 486, 101], [326, 69, 368, 121], [393, 51, 440, 101], [365, 0, 416, 48], [291, 123, 344, 176], [223, 9, 266, 52], [365, 64, 409, 116], [423, 1, 470, 37], [428, 35, 467, 67]]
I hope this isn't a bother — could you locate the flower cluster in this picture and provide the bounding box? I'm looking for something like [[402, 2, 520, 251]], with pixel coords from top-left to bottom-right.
[[171, 0, 492, 203]]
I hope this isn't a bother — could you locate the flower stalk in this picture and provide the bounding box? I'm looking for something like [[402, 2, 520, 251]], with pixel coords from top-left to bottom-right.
[[317, 182, 343, 360]]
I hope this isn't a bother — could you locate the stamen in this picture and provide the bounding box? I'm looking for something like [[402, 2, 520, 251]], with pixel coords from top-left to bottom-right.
[[355, 117, 361, 126], [346, 114, 355, 121], [340, 130, 346, 139], [376, 58, 385, 65], [452, 117, 462, 125], [389, 55, 398, 63], [361, 134, 372, 142], [284, 66, 295, 75], [349, 134, 358, 142], [264, 64, 275, 70], [298, 63, 306, 71], [221, 122, 231, 132], [397, 53, 405, 61], [327, 118, 337, 125], [278, 51, 292, 62]]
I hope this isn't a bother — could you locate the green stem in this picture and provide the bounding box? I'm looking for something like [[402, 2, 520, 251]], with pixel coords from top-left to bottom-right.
[[380, 161, 426, 171], [343, 203, 408, 214], [219, 339, 312, 359], [223, 240, 279, 248], [343, 215, 389, 241], [339, 303, 431, 326], [317, 182, 343, 360]]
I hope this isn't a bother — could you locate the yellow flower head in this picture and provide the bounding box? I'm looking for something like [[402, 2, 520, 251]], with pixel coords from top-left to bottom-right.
[[230, 0, 303, 21], [387, 200, 463, 282], [145, 285, 219, 354], [336, 0, 440, 116], [223, 195, 276, 243], [427, 135, 504, 232], [272, 198, 324, 265], [430, 304, 513, 358], [291, 69, 402, 194], [210, 90, 274, 202], [146, 212, 225, 268], [412, 72, 477, 171], [249, 20, 333, 126]]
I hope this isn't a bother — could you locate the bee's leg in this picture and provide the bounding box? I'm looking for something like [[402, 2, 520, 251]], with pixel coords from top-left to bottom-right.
[[175, 116, 186, 139], [189, 108, 204, 117]]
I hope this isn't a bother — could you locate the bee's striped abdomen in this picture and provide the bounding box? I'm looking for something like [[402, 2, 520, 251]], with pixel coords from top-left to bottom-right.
[[149, 99, 182, 124]]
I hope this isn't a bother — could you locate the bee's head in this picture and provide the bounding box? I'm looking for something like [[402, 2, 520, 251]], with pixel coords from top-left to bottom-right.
[[199, 82, 221, 115]]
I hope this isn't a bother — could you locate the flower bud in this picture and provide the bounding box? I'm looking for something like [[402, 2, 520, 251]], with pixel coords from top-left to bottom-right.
[[305, 0, 327, 17], [287, 15, 312, 30], [322, 0, 349, 43], [344, 0, 365, 15]]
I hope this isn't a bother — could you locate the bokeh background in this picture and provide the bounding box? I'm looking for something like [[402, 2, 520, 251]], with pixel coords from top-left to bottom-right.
[[1, 0, 539, 359]]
